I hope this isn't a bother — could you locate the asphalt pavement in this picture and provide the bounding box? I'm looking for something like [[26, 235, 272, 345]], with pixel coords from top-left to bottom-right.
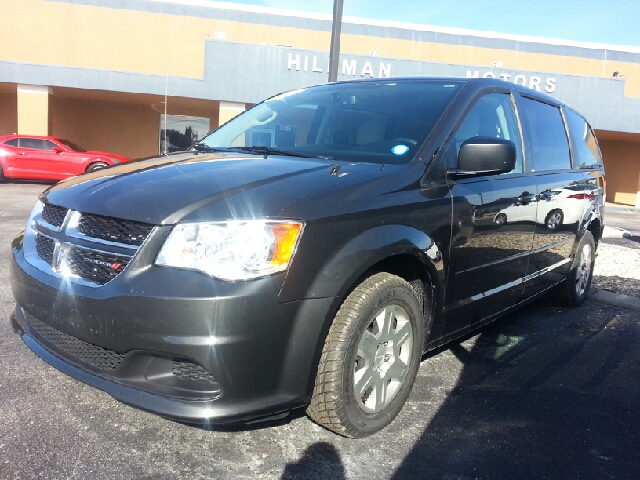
[[1, 182, 639, 479], [601, 206, 640, 250]]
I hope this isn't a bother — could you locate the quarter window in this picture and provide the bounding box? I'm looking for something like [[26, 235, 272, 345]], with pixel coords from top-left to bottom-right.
[[42, 140, 57, 150], [4, 138, 20, 147], [519, 97, 571, 171], [564, 109, 602, 167]]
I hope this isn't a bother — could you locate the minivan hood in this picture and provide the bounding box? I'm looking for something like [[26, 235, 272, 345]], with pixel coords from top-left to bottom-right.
[[42, 152, 381, 224]]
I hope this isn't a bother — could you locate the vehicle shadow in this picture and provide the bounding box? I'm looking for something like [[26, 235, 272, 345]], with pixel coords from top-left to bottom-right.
[[391, 296, 640, 479], [281, 442, 346, 480]]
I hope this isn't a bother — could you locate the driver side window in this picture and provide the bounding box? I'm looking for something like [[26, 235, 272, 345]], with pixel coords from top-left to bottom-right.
[[445, 93, 523, 173]]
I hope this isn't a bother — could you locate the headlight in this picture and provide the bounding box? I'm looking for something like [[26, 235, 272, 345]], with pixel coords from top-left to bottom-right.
[[156, 220, 303, 280]]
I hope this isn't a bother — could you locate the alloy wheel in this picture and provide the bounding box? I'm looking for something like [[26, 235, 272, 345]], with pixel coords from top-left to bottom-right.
[[575, 243, 592, 297], [353, 304, 413, 413]]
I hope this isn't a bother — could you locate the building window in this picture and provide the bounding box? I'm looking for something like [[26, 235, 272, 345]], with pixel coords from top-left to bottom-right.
[[160, 115, 210, 154]]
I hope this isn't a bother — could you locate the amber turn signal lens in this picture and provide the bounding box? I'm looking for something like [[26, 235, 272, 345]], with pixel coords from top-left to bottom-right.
[[270, 223, 303, 266]]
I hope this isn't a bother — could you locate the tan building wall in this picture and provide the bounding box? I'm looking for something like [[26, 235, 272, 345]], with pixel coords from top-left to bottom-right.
[[2, 0, 640, 97], [51, 97, 160, 159], [598, 134, 640, 205], [0, 92, 17, 136]]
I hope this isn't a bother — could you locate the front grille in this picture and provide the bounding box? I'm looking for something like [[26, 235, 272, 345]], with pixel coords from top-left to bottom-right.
[[173, 359, 218, 385], [66, 247, 130, 286], [26, 311, 126, 370], [42, 203, 68, 228], [35, 234, 55, 265], [31, 204, 156, 286], [78, 213, 154, 246]]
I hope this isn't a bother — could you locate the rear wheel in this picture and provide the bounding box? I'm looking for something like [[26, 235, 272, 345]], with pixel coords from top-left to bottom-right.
[[556, 231, 595, 307], [494, 213, 507, 225], [545, 209, 563, 230], [86, 162, 109, 173], [307, 272, 424, 438]]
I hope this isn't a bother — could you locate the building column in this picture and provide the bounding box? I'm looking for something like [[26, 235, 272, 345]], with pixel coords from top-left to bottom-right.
[[218, 101, 245, 128], [17, 85, 52, 136]]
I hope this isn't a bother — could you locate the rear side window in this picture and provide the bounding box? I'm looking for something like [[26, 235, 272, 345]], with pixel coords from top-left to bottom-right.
[[3, 138, 20, 147], [564, 109, 602, 167], [519, 97, 571, 171]]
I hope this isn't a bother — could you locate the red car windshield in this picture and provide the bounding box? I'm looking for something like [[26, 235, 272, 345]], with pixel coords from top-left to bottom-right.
[[58, 139, 87, 152]]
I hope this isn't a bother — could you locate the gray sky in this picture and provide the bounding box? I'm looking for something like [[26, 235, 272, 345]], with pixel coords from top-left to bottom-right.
[[208, 0, 640, 47]]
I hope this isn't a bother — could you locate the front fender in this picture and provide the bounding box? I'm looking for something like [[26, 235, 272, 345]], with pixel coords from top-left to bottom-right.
[[276, 223, 445, 398], [279, 223, 444, 304]]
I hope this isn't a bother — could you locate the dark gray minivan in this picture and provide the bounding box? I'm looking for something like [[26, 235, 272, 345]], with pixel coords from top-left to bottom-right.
[[11, 78, 605, 437]]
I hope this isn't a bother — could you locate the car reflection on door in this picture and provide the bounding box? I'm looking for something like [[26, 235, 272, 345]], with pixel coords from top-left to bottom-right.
[[445, 175, 538, 334]]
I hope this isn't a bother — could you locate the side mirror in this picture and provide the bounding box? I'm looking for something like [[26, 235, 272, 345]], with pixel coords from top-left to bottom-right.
[[454, 137, 516, 176], [52, 146, 64, 154]]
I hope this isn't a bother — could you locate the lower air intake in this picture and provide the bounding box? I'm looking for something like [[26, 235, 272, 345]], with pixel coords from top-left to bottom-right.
[[25, 311, 126, 370]]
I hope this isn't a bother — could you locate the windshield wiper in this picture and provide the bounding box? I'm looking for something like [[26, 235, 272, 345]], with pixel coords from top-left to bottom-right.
[[192, 144, 332, 160], [228, 146, 332, 160], [192, 143, 228, 153]]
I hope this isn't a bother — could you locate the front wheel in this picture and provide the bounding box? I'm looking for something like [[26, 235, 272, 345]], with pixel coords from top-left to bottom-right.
[[307, 272, 424, 438], [86, 162, 109, 173], [555, 231, 595, 307]]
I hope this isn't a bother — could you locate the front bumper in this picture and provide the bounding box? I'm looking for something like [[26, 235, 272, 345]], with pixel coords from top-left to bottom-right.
[[10, 234, 336, 424]]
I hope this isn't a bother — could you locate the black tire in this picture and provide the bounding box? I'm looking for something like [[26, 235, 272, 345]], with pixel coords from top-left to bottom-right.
[[0, 164, 4, 181], [86, 162, 109, 173], [555, 231, 595, 307], [495, 213, 507, 225], [545, 209, 563, 230], [307, 272, 424, 438]]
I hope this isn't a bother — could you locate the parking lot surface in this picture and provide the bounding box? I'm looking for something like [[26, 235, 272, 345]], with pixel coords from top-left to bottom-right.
[[1, 183, 639, 479]]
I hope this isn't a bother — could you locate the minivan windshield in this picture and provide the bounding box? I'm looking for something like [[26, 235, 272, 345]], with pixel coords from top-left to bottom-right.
[[199, 80, 463, 164]]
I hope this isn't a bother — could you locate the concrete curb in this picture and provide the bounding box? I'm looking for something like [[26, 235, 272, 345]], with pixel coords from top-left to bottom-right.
[[588, 288, 640, 312], [601, 225, 631, 238], [605, 204, 640, 213]]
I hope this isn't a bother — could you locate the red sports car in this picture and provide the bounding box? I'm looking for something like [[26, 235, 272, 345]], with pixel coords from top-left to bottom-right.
[[0, 135, 131, 181]]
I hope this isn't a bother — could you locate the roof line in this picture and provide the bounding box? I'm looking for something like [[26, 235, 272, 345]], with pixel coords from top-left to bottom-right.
[[146, 0, 640, 54]]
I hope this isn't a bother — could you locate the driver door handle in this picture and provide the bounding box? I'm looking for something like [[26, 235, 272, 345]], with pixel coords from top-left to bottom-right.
[[517, 193, 537, 203]]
